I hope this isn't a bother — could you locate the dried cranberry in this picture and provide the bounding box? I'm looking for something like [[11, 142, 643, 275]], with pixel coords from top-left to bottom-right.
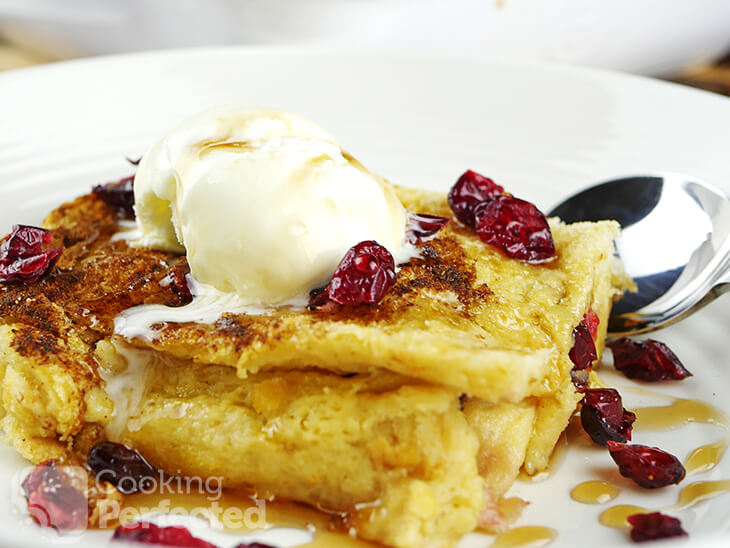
[[474, 195, 557, 263], [609, 338, 692, 382], [27, 486, 87, 532], [234, 544, 276, 548], [447, 170, 504, 227], [0, 225, 62, 285], [606, 441, 686, 488], [21, 460, 53, 497], [583, 308, 600, 340], [309, 241, 396, 307], [570, 322, 597, 370], [627, 512, 687, 542], [569, 321, 598, 389], [21, 460, 87, 531], [1, 225, 49, 258], [87, 442, 157, 495], [127, 156, 142, 166], [406, 212, 450, 242], [580, 388, 636, 446], [112, 522, 218, 547], [93, 175, 135, 218], [307, 286, 330, 309], [162, 265, 193, 305]]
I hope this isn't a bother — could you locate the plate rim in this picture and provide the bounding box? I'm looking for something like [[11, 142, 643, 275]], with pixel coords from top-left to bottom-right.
[[1, 43, 730, 107]]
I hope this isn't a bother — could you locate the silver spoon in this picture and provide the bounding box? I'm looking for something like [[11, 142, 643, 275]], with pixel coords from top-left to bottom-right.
[[548, 174, 730, 337]]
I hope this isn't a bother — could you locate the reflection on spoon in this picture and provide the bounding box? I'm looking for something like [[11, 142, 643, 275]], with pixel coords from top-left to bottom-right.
[[549, 174, 730, 336]]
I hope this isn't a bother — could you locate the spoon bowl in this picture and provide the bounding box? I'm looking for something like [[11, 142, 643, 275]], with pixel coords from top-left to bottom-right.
[[549, 174, 730, 336]]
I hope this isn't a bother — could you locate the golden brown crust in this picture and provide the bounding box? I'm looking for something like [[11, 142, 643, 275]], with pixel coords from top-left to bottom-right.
[[1, 186, 626, 406], [1, 192, 492, 341], [0, 190, 563, 403], [0, 195, 185, 334]]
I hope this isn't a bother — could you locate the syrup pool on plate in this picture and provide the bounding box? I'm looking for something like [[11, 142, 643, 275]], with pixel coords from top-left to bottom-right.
[[570, 482, 621, 505], [567, 381, 730, 533], [684, 439, 729, 475], [490, 526, 558, 548], [633, 398, 730, 432], [117, 489, 378, 548], [599, 505, 651, 530]]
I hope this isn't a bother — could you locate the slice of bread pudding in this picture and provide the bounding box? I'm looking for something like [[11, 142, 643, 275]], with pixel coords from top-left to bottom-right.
[[0, 186, 627, 547]]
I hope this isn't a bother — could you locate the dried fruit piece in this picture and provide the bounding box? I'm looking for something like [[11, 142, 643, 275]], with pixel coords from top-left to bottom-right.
[[93, 175, 135, 218], [580, 388, 636, 446], [21, 460, 53, 497], [569, 321, 598, 389], [307, 286, 330, 309], [87, 442, 157, 495], [161, 264, 193, 306], [234, 544, 276, 548], [309, 241, 396, 307], [570, 322, 598, 369], [474, 195, 557, 263], [609, 338, 692, 382], [627, 512, 687, 542], [112, 522, 218, 547], [0, 252, 63, 284], [583, 308, 600, 340], [0, 225, 63, 285], [447, 169, 504, 227], [606, 441, 686, 488], [1, 225, 50, 258], [27, 486, 87, 532], [21, 460, 87, 531], [406, 212, 450, 242]]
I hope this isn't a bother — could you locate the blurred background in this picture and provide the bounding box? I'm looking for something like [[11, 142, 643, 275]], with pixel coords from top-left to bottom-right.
[[0, 0, 729, 94]]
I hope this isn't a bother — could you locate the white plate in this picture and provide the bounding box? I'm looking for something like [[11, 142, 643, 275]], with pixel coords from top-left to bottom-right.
[[0, 48, 729, 548]]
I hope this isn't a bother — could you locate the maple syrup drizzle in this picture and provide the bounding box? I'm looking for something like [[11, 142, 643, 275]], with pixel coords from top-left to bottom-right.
[[570, 481, 620, 505], [598, 479, 730, 531], [598, 478, 730, 530], [594, 389, 730, 531], [632, 398, 730, 432], [490, 526, 557, 547], [120, 490, 378, 547], [304, 531, 378, 548], [684, 438, 729, 475], [598, 505, 649, 529], [673, 479, 730, 510]]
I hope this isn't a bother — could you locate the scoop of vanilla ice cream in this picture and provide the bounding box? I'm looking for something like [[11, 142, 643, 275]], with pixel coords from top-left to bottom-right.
[[133, 107, 408, 304]]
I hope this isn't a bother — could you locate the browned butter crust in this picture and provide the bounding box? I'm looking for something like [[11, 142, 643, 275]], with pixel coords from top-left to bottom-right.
[[3, 190, 562, 403], [1, 195, 490, 351], [0, 195, 186, 339]]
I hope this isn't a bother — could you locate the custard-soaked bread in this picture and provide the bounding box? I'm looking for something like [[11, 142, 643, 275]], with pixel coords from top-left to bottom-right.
[[0, 327, 483, 548], [0, 186, 627, 547], [99, 341, 485, 548]]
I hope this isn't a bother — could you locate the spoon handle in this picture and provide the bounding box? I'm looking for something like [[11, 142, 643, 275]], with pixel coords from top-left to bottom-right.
[[711, 233, 730, 292], [609, 246, 730, 337], [714, 267, 730, 295]]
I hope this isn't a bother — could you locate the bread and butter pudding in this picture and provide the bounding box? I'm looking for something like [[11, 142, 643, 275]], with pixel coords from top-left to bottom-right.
[[0, 108, 629, 547]]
